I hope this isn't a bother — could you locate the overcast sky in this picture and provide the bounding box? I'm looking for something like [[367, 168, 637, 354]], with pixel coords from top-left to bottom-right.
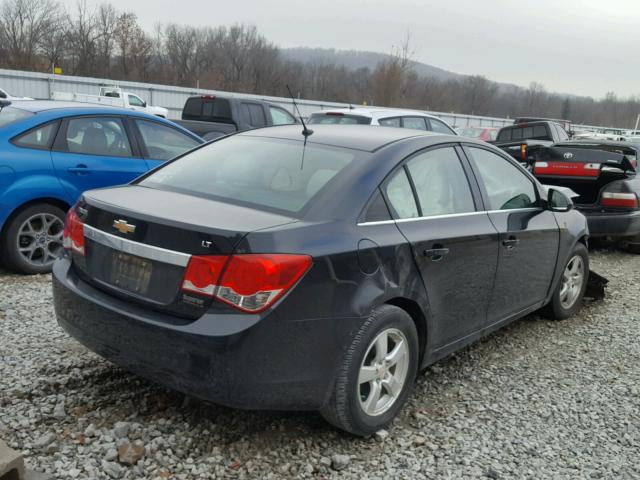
[[60, 0, 640, 98]]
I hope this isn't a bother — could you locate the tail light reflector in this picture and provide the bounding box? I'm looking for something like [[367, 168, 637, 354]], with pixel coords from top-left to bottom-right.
[[600, 192, 639, 209], [520, 143, 527, 161], [63, 209, 85, 255], [181, 254, 312, 313]]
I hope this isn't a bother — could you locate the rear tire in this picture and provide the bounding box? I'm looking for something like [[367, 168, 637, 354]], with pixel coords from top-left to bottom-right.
[[320, 305, 419, 436], [1, 203, 66, 275], [542, 243, 589, 320]]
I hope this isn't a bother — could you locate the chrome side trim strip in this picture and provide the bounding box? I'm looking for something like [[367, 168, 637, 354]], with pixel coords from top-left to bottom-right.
[[357, 207, 543, 227], [83, 224, 191, 267]]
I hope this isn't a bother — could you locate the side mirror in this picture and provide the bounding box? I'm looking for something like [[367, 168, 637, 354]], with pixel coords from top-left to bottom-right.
[[142, 101, 147, 107], [0, 91, 6, 99], [548, 188, 573, 212]]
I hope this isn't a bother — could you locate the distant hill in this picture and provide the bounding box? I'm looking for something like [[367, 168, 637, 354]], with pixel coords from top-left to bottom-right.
[[281, 47, 467, 82]]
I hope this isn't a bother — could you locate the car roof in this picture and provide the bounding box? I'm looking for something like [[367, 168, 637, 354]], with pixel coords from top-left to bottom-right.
[[238, 124, 446, 152], [7, 100, 126, 113], [310, 107, 443, 121]]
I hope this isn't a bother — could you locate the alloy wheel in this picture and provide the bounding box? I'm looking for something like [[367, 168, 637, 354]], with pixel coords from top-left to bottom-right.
[[16, 213, 64, 268], [358, 327, 410, 417], [559, 254, 585, 309]]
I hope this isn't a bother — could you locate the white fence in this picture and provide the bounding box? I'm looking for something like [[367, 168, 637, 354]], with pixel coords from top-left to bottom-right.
[[0, 68, 514, 128]]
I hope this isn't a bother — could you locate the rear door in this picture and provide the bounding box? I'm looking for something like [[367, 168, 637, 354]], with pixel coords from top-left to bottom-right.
[[464, 145, 559, 322], [51, 116, 147, 201], [384, 145, 499, 348]]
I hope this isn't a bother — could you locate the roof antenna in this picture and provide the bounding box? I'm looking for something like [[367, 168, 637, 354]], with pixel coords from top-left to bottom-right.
[[286, 85, 313, 137]]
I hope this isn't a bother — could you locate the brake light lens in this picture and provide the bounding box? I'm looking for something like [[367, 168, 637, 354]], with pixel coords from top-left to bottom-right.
[[600, 192, 639, 209], [520, 143, 527, 161], [181, 254, 312, 313], [63, 209, 85, 255]]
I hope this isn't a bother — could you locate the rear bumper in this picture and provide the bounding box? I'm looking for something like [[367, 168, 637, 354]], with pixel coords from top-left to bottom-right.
[[52, 258, 363, 410], [580, 209, 640, 240]]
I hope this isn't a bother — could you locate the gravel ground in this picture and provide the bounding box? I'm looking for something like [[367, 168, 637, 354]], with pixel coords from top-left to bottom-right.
[[1, 249, 639, 480]]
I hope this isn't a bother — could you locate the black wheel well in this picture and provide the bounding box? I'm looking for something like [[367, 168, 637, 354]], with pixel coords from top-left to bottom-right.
[[385, 297, 427, 362], [578, 235, 588, 248], [1, 198, 70, 236]]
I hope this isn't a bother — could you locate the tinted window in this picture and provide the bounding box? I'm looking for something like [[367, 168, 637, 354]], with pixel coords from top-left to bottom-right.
[[136, 120, 200, 161], [406, 147, 475, 216], [379, 117, 401, 127], [140, 136, 356, 213], [0, 106, 33, 128], [497, 128, 512, 141], [363, 190, 391, 222], [270, 106, 296, 125], [65, 117, 132, 157], [430, 118, 455, 134], [308, 113, 371, 125], [128, 95, 145, 107], [183, 97, 232, 122], [385, 169, 419, 219], [468, 147, 537, 210], [14, 122, 58, 149], [240, 103, 267, 127], [402, 117, 427, 131]]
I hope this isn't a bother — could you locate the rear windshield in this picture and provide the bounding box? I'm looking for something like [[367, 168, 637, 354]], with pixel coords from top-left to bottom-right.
[[182, 97, 233, 123], [139, 135, 357, 213], [0, 106, 33, 128], [497, 124, 550, 142], [308, 113, 372, 125]]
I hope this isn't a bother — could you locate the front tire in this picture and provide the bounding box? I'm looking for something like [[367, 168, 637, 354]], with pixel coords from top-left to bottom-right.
[[320, 305, 419, 436], [543, 243, 589, 320], [1, 203, 66, 274]]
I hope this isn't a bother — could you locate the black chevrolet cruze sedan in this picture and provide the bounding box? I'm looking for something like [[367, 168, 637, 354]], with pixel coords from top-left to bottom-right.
[[53, 125, 590, 436]]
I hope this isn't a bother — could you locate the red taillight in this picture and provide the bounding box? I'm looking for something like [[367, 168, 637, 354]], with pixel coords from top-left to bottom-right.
[[63, 209, 85, 255], [326, 112, 344, 116], [181, 254, 312, 313], [201, 95, 216, 99], [600, 192, 639, 209]]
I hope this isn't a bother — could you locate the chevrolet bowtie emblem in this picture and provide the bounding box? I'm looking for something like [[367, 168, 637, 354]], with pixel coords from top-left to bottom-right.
[[113, 219, 136, 234]]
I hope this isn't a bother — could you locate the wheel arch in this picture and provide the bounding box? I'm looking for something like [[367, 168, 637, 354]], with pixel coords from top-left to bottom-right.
[[384, 297, 428, 365], [1, 197, 71, 237]]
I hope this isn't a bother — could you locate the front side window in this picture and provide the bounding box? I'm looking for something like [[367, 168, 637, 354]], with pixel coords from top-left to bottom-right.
[[269, 106, 296, 125], [139, 136, 357, 213], [128, 95, 145, 107], [136, 120, 200, 160], [379, 117, 401, 128], [429, 118, 456, 134], [64, 117, 132, 157], [13, 122, 58, 149], [406, 147, 475, 216], [402, 117, 427, 131], [385, 169, 419, 219], [468, 147, 538, 210]]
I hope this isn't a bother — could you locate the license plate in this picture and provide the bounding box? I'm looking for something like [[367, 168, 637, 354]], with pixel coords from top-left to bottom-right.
[[110, 252, 152, 294]]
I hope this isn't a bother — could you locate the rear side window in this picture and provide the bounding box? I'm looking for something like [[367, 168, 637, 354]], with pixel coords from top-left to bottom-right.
[[406, 147, 475, 216], [13, 122, 58, 149], [308, 113, 371, 125], [64, 117, 132, 157], [402, 117, 427, 131], [139, 136, 357, 213], [240, 103, 267, 128], [429, 118, 456, 134], [136, 120, 200, 161], [269, 106, 296, 125], [468, 147, 538, 210], [385, 169, 419, 219], [379, 117, 401, 127]]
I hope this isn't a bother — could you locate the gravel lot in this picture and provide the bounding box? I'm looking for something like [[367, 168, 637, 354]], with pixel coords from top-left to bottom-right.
[[1, 249, 639, 480]]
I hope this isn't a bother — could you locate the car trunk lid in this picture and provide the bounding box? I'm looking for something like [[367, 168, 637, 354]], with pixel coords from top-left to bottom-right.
[[72, 186, 297, 319]]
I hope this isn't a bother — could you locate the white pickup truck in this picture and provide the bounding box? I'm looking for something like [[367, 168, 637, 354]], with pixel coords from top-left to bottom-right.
[[52, 87, 168, 117]]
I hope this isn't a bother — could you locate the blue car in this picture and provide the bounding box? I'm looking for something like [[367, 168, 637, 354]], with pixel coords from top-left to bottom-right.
[[0, 100, 203, 274]]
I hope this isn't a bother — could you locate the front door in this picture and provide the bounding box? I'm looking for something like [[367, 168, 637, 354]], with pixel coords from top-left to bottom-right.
[[51, 116, 148, 202], [384, 146, 500, 348], [465, 146, 560, 322]]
